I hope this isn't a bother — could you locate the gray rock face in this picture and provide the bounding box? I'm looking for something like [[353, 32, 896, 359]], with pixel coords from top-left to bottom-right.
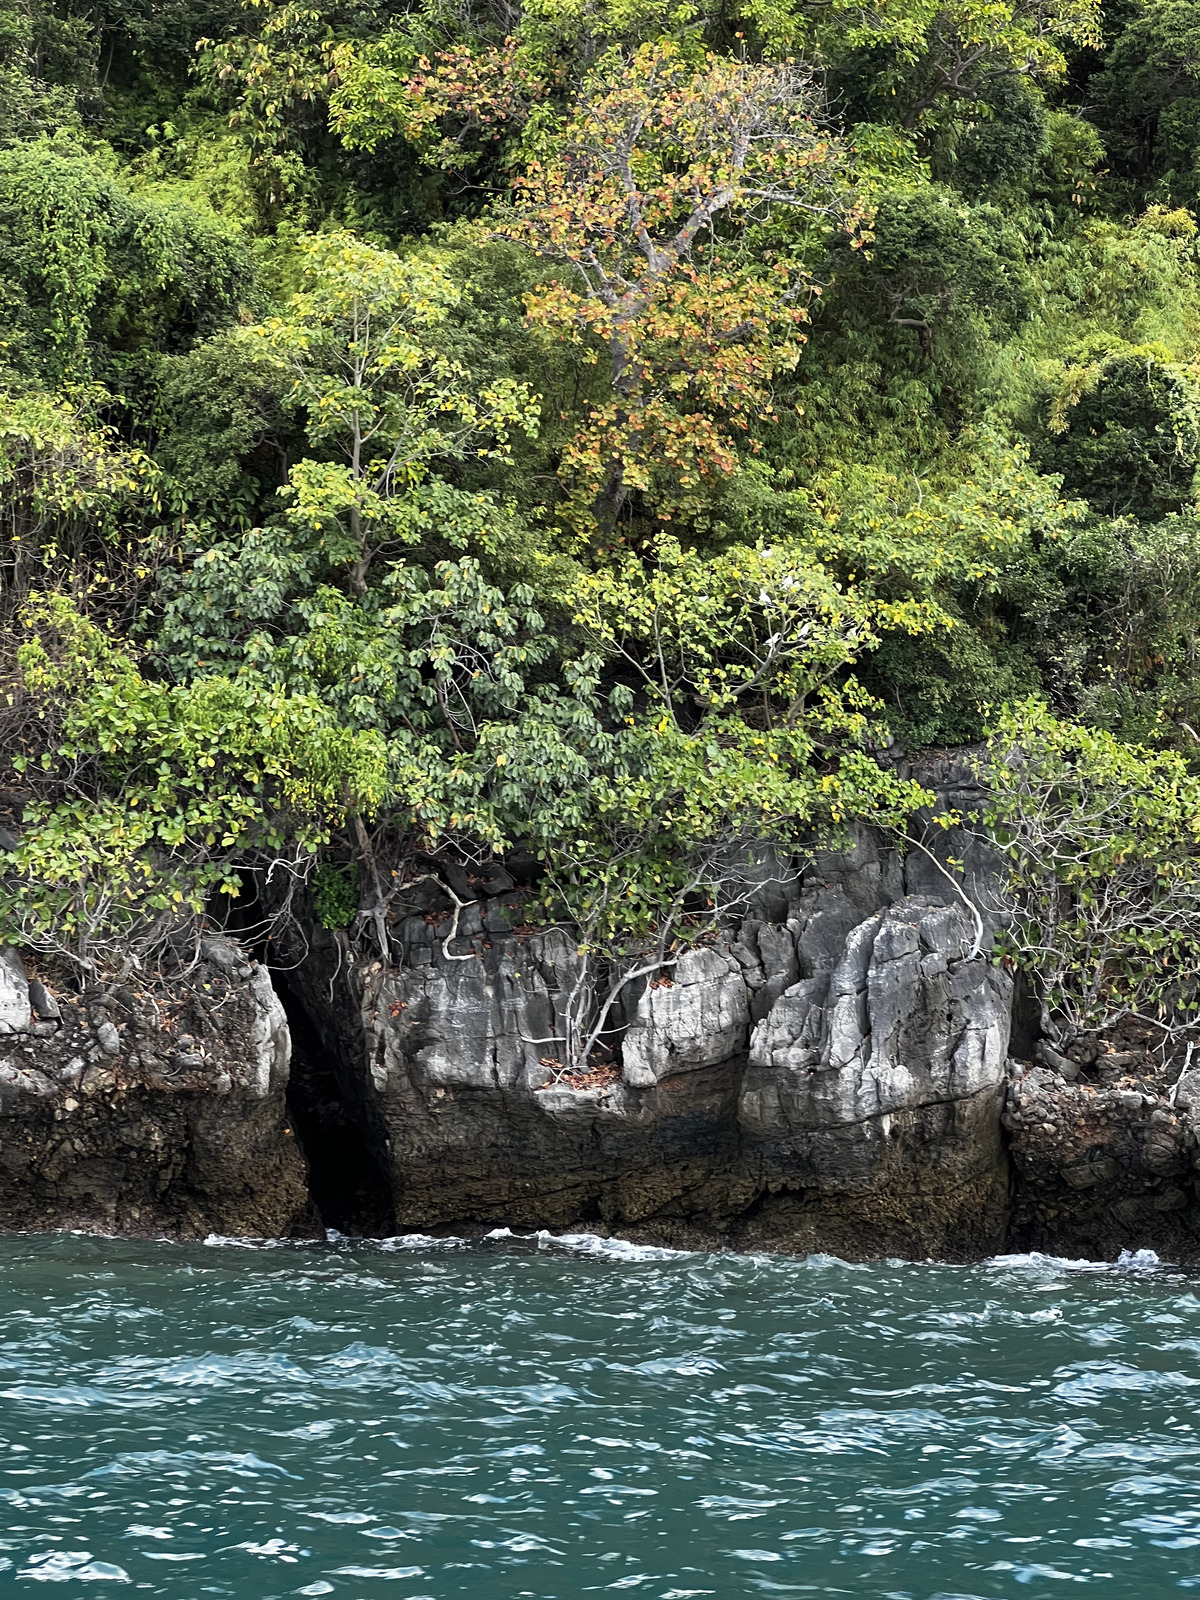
[[743, 899, 1010, 1136], [287, 834, 1015, 1257], [242, 965, 292, 1100], [0, 945, 307, 1238], [0, 946, 30, 1035], [622, 946, 749, 1088], [0, 750, 1021, 1254], [731, 897, 1012, 1257], [345, 927, 738, 1230], [369, 926, 581, 1097]]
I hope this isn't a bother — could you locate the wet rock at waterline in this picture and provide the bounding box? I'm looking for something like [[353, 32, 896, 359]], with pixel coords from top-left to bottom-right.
[[0, 942, 310, 1237], [1005, 1057, 1200, 1260]]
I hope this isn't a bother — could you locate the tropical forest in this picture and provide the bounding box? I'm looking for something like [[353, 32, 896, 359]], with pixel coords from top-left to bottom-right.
[[5, 0, 1200, 1034]]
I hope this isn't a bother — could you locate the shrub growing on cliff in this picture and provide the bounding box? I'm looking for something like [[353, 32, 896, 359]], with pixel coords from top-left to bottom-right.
[[0, 596, 389, 972], [981, 699, 1200, 1039]]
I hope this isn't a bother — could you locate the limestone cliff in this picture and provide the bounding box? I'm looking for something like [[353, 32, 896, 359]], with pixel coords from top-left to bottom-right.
[[3, 749, 1200, 1262], [279, 788, 1017, 1259]]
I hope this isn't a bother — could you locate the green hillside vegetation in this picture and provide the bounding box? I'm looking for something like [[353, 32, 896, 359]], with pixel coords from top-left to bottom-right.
[[5, 0, 1200, 1029]]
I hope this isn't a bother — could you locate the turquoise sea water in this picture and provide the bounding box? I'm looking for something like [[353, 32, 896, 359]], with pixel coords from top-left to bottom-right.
[[2, 1233, 1200, 1597]]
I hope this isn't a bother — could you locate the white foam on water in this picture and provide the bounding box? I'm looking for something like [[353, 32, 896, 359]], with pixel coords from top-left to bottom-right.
[[203, 1230, 470, 1252], [202, 1233, 292, 1250], [191, 1232, 1170, 1273], [987, 1248, 1164, 1274], [1118, 1248, 1165, 1269], [17, 1550, 130, 1582], [551, 1231, 696, 1261], [485, 1227, 695, 1261], [375, 1234, 467, 1252]]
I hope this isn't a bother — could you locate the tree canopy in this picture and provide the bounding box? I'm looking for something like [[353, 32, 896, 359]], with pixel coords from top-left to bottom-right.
[[4, 0, 1200, 1038]]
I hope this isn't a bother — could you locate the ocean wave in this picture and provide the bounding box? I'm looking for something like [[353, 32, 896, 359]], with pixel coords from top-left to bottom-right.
[[986, 1247, 1166, 1273], [483, 1227, 696, 1260]]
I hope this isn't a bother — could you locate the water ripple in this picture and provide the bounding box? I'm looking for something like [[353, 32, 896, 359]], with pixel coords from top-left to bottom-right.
[[0, 1233, 1198, 1596]]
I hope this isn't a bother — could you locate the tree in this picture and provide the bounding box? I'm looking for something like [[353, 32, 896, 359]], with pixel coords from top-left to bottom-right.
[[167, 532, 931, 983], [0, 594, 389, 971], [859, 187, 1032, 354], [497, 44, 856, 533], [478, 535, 936, 1075], [0, 0, 1182, 1024], [197, 0, 347, 216], [0, 140, 250, 385], [741, 0, 1101, 135], [887, 0, 1101, 133], [548, 536, 930, 921], [335, 34, 861, 531], [1035, 352, 1200, 522], [980, 698, 1200, 1040], [0, 389, 152, 611], [1092, 0, 1200, 196], [237, 230, 539, 596], [572, 532, 940, 729], [0, 0, 90, 145]]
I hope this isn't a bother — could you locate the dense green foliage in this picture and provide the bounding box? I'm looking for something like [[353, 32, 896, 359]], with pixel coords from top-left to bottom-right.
[[983, 701, 1200, 1035], [6, 0, 1200, 1015]]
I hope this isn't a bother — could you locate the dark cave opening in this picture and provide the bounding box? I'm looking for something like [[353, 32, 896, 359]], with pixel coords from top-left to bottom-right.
[[271, 975, 396, 1237]]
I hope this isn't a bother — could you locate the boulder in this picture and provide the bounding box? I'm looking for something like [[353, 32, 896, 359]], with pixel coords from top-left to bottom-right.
[[736, 897, 1012, 1258], [0, 943, 309, 1238], [622, 946, 750, 1088], [743, 898, 1011, 1132]]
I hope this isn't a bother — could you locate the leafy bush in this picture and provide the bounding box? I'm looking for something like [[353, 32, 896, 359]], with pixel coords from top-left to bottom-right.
[[313, 860, 360, 929], [981, 700, 1200, 1037]]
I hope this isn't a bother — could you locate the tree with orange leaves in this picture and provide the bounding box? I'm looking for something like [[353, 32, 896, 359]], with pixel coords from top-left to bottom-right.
[[492, 43, 856, 536]]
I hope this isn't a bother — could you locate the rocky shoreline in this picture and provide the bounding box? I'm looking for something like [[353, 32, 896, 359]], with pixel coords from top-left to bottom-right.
[[3, 754, 1199, 1262], [0, 937, 310, 1239]]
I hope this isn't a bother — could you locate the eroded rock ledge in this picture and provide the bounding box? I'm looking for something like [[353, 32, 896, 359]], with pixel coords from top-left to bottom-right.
[[3, 752, 1199, 1260], [0, 940, 309, 1237], [278, 776, 1022, 1259]]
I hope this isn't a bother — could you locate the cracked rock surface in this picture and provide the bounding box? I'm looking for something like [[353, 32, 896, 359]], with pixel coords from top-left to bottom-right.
[[1005, 1048, 1200, 1259], [282, 805, 1018, 1258]]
